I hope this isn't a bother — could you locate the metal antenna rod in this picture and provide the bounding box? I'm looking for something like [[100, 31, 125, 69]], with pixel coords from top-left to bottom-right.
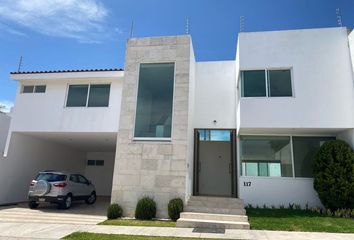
[[129, 20, 134, 38], [17, 56, 23, 72], [240, 16, 245, 32], [336, 8, 343, 27], [186, 17, 190, 34]]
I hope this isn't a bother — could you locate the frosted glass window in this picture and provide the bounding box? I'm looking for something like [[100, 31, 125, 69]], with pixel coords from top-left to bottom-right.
[[134, 63, 174, 138]]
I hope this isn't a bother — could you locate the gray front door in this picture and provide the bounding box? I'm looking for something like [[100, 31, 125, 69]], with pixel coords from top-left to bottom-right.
[[194, 129, 236, 197]]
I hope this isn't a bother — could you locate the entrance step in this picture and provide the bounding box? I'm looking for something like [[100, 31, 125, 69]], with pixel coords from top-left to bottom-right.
[[177, 218, 250, 229], [177, 196, 249, 229], [180, 212, 248, 222]]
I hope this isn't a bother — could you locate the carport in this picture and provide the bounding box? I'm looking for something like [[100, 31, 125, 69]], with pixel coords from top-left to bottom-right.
[[0, 131, 116, 213]]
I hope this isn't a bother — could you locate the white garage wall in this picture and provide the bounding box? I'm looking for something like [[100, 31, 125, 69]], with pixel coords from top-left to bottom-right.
[[239, 177, 323, 208], [0, 133, 86, 205], [0, 113, 10, 153], [85, 152, 115, 196]]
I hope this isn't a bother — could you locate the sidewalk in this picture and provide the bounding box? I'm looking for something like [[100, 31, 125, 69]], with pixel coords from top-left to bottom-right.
[[0, 222, 353, 240]]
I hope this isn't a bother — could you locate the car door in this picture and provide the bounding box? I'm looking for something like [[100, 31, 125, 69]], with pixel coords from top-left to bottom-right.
[[77, 175, 91, 196], [69, 174, 81, 197]]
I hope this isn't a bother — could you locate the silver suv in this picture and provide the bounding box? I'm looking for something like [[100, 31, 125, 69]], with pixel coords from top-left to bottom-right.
[[28, 171, 96, 209]]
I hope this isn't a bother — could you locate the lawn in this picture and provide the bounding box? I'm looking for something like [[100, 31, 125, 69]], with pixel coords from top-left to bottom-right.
[[246, 208, 354, 233], [99, 219, 176, 227], [63, 232, 215, 240]]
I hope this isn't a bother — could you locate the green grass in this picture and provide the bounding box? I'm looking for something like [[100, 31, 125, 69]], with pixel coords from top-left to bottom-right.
[[63, 232, 215, 240], [99, 219, 176, 227], [246, 208, 354, 233]]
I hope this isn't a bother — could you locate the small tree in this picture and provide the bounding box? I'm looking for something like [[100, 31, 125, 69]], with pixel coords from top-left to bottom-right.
[[313, 140, 354, 210]]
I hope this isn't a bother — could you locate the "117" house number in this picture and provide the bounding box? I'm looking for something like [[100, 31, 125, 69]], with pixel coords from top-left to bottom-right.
[[243, 182, 251, 186]]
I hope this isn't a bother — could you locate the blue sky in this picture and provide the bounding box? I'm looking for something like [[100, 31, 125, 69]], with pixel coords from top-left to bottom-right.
[[0, 0, 353, 111]]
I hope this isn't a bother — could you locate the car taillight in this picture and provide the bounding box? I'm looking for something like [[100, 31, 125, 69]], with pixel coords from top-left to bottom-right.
[[53, 182, 67, 188]]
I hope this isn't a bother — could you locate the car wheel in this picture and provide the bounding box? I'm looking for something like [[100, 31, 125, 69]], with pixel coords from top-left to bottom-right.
[[28, 201, 39, 209], [85, 192, 96, 205], [60, 194, 72, 209]]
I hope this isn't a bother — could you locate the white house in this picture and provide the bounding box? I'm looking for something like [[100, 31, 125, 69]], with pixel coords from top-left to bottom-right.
[[1, 27, 353, 222]]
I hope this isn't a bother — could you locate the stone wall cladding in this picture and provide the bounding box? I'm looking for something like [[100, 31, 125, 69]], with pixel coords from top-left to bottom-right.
[[112, 36, 191, 218]]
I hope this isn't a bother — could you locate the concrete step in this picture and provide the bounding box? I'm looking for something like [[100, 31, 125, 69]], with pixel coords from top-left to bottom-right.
[[180, 212, 248, 222], [184, 206, 246, 215], [189, 196, 244, 205], [187, 200, 244, 209], [176, 218, 250, 229]]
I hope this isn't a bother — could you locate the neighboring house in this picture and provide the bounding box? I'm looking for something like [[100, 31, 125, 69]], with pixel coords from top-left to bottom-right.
[[1, 27, 353, 218], [0, 112, 10, 154]]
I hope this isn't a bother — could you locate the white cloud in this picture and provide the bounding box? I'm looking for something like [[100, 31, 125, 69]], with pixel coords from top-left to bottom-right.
[[0, 100, 14, 113], [0, 0, 114, 43]]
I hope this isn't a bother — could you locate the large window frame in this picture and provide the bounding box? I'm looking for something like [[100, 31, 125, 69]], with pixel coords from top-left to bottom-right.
[[240, 68, 294, 98], [65, 83, 111, 108], [133, 62, 176, 142], [239, 134, 336, 179]]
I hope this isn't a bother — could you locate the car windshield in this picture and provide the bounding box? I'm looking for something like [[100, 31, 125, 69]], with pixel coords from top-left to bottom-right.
[[35, 173, 67, 182]]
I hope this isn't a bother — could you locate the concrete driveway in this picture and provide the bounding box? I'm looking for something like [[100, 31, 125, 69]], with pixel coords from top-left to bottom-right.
[[0, 197, 109, 225]]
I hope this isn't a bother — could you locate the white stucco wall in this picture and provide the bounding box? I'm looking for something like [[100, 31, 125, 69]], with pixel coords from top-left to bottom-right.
[[239, 177, 322, 208], [0, 113, 10, 153], [194, 61, 236, 129], [9, 76, 123, 133], [237, 27, 354, 130], [337, 128, 354, 149], [85, 151, 115, 196], [0, 133, 86, 204], [348, 30, 354, 76]]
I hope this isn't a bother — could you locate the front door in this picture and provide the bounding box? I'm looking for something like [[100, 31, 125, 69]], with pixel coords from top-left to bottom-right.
[[194, 129, 237, 197]]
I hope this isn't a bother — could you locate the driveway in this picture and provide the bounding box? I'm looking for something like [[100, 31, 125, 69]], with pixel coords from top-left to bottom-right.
[[0, 197, 109, 225]]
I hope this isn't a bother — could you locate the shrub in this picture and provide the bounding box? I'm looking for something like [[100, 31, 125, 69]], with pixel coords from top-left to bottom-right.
[[313, 140, 354, 210], [107, 203, 123, 219], [135, 197, 156, 220], [168, 198, 183, 221]]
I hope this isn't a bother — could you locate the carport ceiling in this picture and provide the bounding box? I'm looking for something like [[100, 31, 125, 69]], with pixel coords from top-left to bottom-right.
[[21, 132, 117, 151]]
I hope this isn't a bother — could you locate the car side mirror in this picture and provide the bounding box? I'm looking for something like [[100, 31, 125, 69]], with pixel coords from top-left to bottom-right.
[[87, 180, 92, 185]]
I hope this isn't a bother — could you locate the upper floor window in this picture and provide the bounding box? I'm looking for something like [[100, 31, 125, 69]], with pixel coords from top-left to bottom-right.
[[241, 69, 292, 97], [134, 63, 175, 139], [22, 85, 46, 93], [66, 84, 110, 107]]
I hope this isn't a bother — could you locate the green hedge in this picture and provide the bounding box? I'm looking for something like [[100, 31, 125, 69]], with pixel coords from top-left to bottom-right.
[[135, 197, 156, 220], [107, 203, 123, 219], [168, 198, 183, 221], [313, 140, 354, 210]]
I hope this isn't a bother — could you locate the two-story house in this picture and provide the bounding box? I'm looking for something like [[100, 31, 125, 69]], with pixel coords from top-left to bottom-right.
[[0, 27, 353, 222]]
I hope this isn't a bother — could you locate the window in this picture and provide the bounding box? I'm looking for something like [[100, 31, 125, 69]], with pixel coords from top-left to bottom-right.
[[241, 70, 266, 97], [69, 175, 79, 183], [134, 63, 175, 139], [268, 70, 292, 97], [198, 130, 231, 141], [88, 84, 110, 107], [34, 85, 46, 93], [22, 85, 46, 93], [66, 84, 110, 107], [35, 173, 66, 182], [77, 175, 89, 184], [22, 85, 34, 93], [66, 85, 88, 107], [241, 69, 292, 97], [293, 137, 335, 177], [240, 136, 293, 177], [87, 159, 104, 166]]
